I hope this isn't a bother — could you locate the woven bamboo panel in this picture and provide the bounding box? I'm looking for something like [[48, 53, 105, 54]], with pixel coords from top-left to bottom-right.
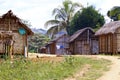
[[13, 33, 24, 54]]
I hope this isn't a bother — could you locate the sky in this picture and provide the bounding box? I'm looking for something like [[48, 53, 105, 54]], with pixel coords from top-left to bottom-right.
[[0, 0, 120, 30]]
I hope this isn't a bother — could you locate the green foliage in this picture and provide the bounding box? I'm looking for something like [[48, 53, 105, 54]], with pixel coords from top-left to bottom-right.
[[44, 0, 83, 38], [107, 6, 120, 21], [0, 56, 111, 80], [68, 5, 105, 35], [28, 34, 50, 53]]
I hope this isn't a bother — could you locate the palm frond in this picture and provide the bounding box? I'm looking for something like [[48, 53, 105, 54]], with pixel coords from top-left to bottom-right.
[[61, 8, 67, 17], [70, 3, 83, 14], [55, 13, 66, 21], [46, 22, 66, 39], [73, 3, 83, 8], [47, 25, 59, 39], [45, 0, 83, 37], [52, 8, 59, 15], [59, 21, 67, 27], [47, 26, 57, 35], [44, 20, 60, 28], [63, 0, 72, 13], [52, 8, 66, 21]]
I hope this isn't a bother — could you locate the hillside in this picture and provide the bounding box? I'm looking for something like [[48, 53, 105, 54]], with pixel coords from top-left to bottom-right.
[[31, 28, 47, 34]]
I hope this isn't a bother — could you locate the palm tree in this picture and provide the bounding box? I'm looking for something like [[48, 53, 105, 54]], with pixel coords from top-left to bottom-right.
[[44, 0, 83, 38], [107, 6, 120, 21]]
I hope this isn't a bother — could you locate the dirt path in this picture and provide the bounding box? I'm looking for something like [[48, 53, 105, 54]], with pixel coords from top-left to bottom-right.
[[96, 55, 120, 80]]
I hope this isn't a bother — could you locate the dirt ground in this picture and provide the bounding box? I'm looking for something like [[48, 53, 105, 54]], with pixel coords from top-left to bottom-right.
[[96, 55, 120, 80], [28, 53, 64, 62], [28, 53, 120, 80]]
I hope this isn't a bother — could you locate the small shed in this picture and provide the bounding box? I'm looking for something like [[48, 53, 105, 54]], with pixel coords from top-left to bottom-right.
[[95, 21, 120, 55], [0, 10, 33, 58], [69, 27, 98, 55], [38, 47, 46, 53], [46, 34, 69, 55]]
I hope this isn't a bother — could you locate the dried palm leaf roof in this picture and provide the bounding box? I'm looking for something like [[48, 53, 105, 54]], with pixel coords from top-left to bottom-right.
[[51, 34, 68, 42], [95, 21, 120, 35], [69, 27, 94, 43], [46, 34, 69, 46], [0, 10, 33, 35]]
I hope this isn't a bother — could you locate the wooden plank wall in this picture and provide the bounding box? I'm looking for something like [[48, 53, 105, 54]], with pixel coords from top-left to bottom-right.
[[74, 40, 91, 55], [99, 34, 117, 54], [116, 34, 120, 52], [55, 35, 69, 55]]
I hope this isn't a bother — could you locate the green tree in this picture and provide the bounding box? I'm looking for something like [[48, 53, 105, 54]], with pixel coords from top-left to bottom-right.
[[107, 6, 120, 21], [69, 5, 105, 35], [28, 34, 50, 53], [44, 0, 83, 38]]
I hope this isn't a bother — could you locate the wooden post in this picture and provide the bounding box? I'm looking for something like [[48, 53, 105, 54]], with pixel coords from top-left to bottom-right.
[[9, 39, 14, 59], [106, 35, 108, 54], [110, 34, 113, 54], [99, 36, 101, 54], [113, 34, 116, 54]]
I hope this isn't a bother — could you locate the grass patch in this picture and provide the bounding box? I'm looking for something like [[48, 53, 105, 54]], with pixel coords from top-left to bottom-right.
[[0, 56, 111, 80]]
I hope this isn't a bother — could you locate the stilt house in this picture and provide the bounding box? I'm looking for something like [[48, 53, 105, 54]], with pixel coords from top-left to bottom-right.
[[0, 10, 33, 57], [46, 34, 69, 55], [69, 27, 98, 55], [95, 21, 120, 54]]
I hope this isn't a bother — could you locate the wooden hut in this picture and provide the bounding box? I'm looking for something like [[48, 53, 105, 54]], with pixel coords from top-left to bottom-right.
[[0, 10, 33, 58], [46, 34, 69, 55], [38, 47, 46, 53], [69, 27, 98, 55], [95, 21, 120, 55]]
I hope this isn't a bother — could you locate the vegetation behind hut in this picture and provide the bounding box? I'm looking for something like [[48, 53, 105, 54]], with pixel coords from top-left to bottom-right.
[[68, 5, 105, 35], [28, 34, 50, 53], [44, 0, 83, 38], [107, 6, 120, 21]]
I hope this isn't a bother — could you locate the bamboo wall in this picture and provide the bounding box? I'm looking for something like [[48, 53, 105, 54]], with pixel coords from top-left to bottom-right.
[[74, 40, 90, 55], [13, 33, 26, 54], [55, 35, 69, 55]]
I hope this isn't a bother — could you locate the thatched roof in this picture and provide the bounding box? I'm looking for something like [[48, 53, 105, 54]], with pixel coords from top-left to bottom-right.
[[95, 21, 120, 35], [46, 34, 69, 46], [69, 27, 94, 43], [51, 34, 68, 42], [0, 10, 33, 35]]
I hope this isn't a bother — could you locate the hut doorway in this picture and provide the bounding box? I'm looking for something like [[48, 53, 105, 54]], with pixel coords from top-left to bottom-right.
[[0, 32, 14, 58], [4, 36, 13, 56], [91, 40, 99, 54]]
